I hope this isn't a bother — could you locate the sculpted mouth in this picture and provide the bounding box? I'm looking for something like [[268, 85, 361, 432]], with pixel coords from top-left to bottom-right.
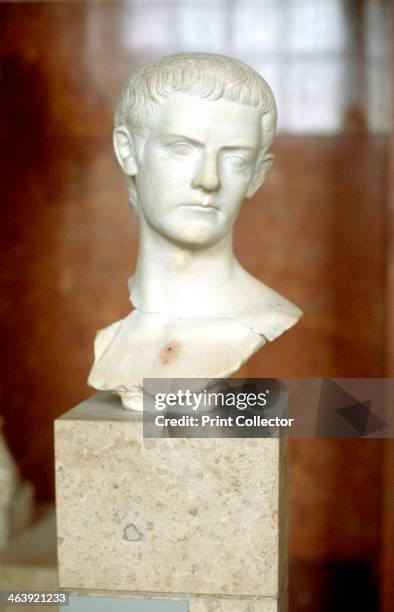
[[181, 203, 220, 211]]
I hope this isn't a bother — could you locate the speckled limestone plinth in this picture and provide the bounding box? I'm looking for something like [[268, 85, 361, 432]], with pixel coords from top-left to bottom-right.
[[55, 393, 288, 610]]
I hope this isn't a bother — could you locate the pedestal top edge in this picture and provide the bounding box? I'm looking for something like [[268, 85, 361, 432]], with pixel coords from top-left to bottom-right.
[[56, 392, 142, 423]]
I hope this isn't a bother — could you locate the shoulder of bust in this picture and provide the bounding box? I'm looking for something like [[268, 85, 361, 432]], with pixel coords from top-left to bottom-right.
[[231, 277, 302, 341]]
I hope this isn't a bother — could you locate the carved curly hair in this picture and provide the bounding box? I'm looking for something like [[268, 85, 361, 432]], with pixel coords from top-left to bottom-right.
[[115, 52, 277, 151]]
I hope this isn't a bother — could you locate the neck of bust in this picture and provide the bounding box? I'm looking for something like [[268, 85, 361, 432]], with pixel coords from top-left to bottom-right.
[[130, 215, 237, 318]]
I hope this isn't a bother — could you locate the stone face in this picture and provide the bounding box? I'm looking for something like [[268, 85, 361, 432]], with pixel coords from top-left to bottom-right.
[[55, 392, 287, 603]]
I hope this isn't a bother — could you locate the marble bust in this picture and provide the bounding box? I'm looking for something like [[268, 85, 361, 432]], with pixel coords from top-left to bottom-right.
[[88, 52, 302, 410]]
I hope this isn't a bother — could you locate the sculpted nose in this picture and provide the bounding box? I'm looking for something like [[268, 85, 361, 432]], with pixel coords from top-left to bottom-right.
[[191, 152, 221, 192]]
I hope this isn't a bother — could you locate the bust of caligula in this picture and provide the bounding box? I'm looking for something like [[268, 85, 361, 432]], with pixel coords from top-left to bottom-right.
[[88, 52, 302, 410]]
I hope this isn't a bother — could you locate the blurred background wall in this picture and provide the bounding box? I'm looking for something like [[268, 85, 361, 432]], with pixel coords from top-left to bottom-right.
[[0, 1, 392, 610]]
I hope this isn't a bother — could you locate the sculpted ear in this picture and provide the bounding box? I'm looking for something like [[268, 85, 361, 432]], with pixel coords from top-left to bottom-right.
[[246, 153, 275, 198], [113, 126, 138, 176]]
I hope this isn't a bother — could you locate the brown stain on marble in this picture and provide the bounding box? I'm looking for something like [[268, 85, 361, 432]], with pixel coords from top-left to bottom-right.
[[160, 342, 181, 365]]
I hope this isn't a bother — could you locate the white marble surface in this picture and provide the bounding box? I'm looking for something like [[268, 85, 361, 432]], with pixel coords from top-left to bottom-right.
[[88, 53, 302, 410]]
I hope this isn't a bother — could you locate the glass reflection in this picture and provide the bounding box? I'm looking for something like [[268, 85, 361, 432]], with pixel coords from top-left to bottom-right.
[[87, 0, 390, 135]]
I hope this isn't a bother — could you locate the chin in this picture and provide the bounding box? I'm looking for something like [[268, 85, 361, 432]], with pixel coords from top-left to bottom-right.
[[162, 221, 225, 249], [171, 230, 224, 250]]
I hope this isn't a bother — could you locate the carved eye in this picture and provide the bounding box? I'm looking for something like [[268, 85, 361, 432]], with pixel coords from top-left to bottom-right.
[[169, 143, 194, 157], [225, 155, 248, 169]]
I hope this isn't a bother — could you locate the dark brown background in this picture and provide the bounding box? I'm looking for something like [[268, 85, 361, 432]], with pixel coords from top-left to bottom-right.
[[0, 1, 392, 610]]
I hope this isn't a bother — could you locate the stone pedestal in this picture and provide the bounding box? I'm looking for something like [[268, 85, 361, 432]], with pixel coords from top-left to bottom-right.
[[55, 393, 288, 611]]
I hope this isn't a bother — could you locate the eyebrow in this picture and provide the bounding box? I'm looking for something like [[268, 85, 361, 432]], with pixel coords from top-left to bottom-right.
[[221, 146, 256, 153], [161, 134, 256, 151], [160, 134, 204, 146]]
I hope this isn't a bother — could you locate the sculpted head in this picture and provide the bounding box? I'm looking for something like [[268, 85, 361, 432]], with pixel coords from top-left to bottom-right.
[[114, 53, 277, 249]]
